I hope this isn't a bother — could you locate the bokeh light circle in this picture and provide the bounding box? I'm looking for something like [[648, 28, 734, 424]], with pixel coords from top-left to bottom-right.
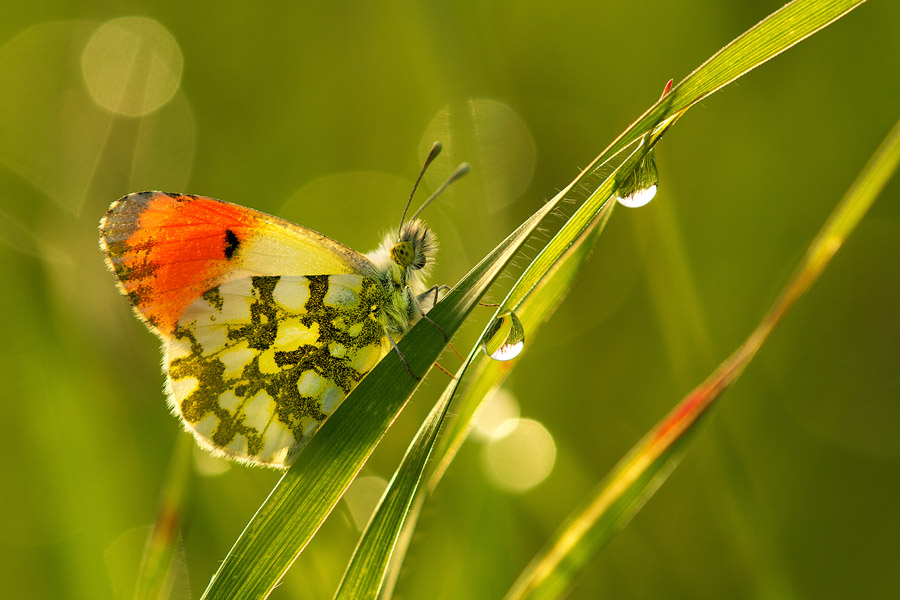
[[192, 444, 231, 476], [472, 387, 521, 440], [343, 475, 388, 531], [483, 418, 556, 493], [421, 99, 535, 211], [81, 17, 183, 116]]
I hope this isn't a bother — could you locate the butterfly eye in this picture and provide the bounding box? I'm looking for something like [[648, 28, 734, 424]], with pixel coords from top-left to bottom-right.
[[390, 240, 415, 267]]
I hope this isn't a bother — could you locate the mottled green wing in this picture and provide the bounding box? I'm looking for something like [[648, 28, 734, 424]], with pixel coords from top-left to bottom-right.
[[164, 274, 389, 468]]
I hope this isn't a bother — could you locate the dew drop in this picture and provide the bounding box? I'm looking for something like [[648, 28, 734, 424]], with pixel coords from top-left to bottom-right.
[[615, 148, 659, 208], [481, 311, 525, 361]]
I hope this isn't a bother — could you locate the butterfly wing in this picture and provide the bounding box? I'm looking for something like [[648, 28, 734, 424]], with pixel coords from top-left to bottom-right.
[[100, 191, 391, 467], [99, 191, 375, 335], [166, 274, 389, 467]]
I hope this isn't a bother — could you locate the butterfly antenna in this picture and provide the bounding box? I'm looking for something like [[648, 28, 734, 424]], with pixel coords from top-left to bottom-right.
[[399, 141, 443, 237], [409, 162, 470, 223]]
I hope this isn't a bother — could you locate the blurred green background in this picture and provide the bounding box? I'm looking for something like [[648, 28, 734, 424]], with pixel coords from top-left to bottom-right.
[[1, 2, 898, 599]]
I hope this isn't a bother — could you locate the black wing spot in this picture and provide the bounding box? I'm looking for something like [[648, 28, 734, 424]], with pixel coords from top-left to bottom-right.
[[224, 229, 240, 259]]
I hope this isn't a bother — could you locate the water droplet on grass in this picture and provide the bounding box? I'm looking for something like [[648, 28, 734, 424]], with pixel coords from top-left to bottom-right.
[[481, 311, 525, 361], [615, 149, 659, 208]]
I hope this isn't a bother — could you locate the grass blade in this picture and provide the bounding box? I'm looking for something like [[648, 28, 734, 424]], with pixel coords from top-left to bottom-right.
[[338, 132, 650, 600], [334, 158, 625, 596], [132, 434, 192, 600], [503, 114, 900, 600], [332, 341, 469, 600], [367, 0, 868, 595]]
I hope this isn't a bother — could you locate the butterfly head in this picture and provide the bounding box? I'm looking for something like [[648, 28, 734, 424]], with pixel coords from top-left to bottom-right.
[[370, 218, 436, 289], [393, 219, 435, 271], [369, 142, 464, 291]]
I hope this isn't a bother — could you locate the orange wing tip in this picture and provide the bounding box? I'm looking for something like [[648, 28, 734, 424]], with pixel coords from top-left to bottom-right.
[[99, 192, 259, 336]]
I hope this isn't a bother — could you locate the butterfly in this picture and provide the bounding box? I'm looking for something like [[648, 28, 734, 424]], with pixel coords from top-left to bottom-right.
[[100, 143, 467, 468]]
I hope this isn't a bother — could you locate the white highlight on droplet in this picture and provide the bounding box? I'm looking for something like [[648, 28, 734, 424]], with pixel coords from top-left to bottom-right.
[[343, 475, 388, 531], [483, 418, 557, 493], [615, 184, 658, 208], [472, 388, 521, 440], [81, 17, 183, 116]]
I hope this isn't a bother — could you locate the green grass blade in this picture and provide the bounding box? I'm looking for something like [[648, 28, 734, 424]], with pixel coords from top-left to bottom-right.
[[334, 202, 613, 599], [362, 208, 618, 600], [132, 434, 192, 600], [332, 337, 473, 600], [339, 135, 649, 600], [334, 178, 620, 598], [332, 136, 631, 599], [503, 115, 900, 600], [370, 1, 868, 595], [675, 0, 864, 107], [429, 202, 617, 489]]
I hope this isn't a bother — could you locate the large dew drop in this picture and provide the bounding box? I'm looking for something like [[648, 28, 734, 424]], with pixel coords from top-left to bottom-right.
[[481, 311, 525, 361], [615, 148, 659, 208]]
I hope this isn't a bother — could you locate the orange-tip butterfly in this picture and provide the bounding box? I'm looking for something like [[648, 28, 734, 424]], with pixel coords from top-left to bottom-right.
[[100, 143, 467, 468]]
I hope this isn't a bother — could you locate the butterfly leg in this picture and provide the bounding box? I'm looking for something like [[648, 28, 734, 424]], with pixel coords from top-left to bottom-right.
[[415, 284, 450, 314], [386, 331, 421, 381], [411, 286, 463, 360], [412, 285, 450, 339], [432, 362, 457, 379], [437, 286, 496, 308]]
